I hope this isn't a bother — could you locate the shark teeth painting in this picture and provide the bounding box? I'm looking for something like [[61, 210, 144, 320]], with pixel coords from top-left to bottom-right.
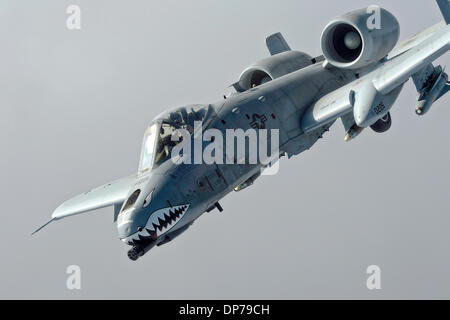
[[121, 204, 190, 245]]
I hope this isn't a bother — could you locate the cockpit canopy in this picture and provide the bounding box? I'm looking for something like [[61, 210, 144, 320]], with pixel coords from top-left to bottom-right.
[[138, 104, 214, 172]]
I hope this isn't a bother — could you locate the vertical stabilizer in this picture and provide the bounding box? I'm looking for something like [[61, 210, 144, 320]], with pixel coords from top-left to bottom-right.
[[266, 32, 291, 55], [437, 0, 450, 24]]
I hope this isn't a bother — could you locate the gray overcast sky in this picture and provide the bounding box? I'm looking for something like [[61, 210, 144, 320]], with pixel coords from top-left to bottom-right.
[[1, 0, 450, 299]]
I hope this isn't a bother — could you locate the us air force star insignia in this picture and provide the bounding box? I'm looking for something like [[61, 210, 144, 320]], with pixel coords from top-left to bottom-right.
[[250, 113, 267, 129]]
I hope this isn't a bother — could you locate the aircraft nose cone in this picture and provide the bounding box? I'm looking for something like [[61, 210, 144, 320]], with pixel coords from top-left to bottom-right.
[[117, 221, 133, 239], [116, 209, 143, 242]]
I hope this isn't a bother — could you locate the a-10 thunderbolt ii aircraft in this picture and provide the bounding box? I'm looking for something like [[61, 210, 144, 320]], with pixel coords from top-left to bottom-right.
[[34, 1, 450, 260]]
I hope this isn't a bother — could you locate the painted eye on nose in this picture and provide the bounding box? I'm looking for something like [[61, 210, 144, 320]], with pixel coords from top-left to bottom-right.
[[143, 190, 153, 208]]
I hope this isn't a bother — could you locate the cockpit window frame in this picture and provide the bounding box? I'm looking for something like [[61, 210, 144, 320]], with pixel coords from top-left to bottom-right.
[[121, 189, 141, 212], [138, 104, 216, 173], [138, 123, 160, 173]]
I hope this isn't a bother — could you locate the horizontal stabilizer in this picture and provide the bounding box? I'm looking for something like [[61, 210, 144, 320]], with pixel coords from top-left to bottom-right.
[[437, 0, 450, 24], [266, 32, 291, 55]]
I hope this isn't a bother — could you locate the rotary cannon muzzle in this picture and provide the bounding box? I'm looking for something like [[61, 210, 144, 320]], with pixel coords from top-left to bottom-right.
[[127, 239, 157, 261]]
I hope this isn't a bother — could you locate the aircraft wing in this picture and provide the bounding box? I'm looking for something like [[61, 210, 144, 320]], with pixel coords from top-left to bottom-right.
[[387, 22, 446, 60], [32, 173, 137, 234], [373, 0, 450, 94], [373, 22, 450, 95], [388, 0, 450, 60]]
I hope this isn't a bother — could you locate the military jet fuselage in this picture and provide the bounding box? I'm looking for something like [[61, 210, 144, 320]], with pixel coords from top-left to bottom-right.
[[118, 62, 343, 259], [34, 2, 450, 260]]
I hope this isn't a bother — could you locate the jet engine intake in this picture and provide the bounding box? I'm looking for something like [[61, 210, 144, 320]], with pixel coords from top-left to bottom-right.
[[321, 7, 400, 69]]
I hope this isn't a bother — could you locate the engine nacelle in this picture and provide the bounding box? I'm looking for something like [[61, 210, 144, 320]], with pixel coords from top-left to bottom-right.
[[321, 7, 400, 69], [236, 50, 313, 91]]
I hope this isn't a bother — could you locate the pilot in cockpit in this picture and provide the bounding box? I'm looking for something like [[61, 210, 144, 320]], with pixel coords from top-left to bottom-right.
[[138, 104, 213, 172]]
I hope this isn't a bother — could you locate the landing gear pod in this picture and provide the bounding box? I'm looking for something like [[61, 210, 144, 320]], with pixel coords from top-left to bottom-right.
[[353, 82, 403, 128]]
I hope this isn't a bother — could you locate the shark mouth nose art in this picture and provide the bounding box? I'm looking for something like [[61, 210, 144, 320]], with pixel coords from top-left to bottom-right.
[[121, 204, 190, 244]]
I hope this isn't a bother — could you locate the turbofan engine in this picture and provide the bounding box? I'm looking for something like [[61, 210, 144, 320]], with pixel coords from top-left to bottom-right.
[[235, 50, 313, 92], [321, 7, 400, 69]]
